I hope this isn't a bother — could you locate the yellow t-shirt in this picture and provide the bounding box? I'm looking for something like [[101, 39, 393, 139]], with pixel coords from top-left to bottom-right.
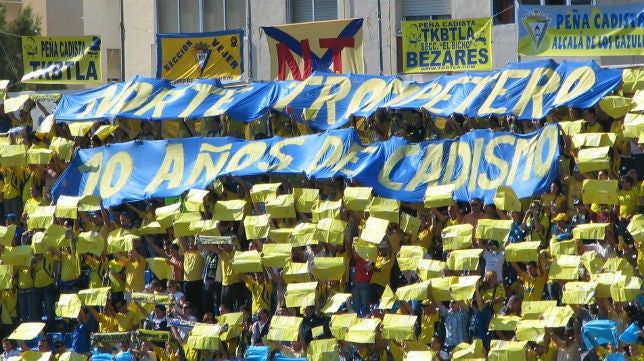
[[481, 284, 506, 314], [183, 250, 205, 282], [370, 255, 394, 288], [107, 258, 127, 292], [244, 277, 272, 313], [418, 311, 439, 345], [618, 188, 639, 218], [117, 310, 140, 331], [220, 251, 242, 286], [96, 313, 119, 332], [33, 255, 55, 288], [17, 267, 34, 289], [519, 271, 547, 301], [60, 252, 81, 282], [0, 288, 17, 323], [2, 167, 26, 200], [125, 258, 146, 292]]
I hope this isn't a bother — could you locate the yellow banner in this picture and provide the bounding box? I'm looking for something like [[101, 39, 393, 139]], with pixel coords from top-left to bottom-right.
[[21, 36, 102, 84], [518, 4, 644, 56], [157, 31, 242, 81], [402, 18, 492, 73]]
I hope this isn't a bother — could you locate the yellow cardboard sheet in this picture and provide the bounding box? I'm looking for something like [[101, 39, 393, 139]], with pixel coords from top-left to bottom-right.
[[291, 222, 317, 247], [424, 184, 455, 208], [8, 322, 45, 340], [344, 318, 381, 344], [78, 287, 110, 306], [260, 243, 292, 267], [381, 314, 417, 341], [441, 224, 473, 251], [582, 179, 618, 205], [184, 189, 209, 212], [250, 183, 280, 204], [311, 256, 345, 281], [232, 250, 263, 273], [244, 214, 271, 240], [321, 293, 352, 314], [573, 222, 608, 241], [266, 194, 296, 219], [505, 241, 540, 262], [488, 315, 522, 331], [293, 188, 319, 213], [446, 248, 482, 271], [488, 340, 528, 361], [55, 293, 82, 318], [0, 225, 17, 246], [76, 231, 105, 255], [450, 276, 481, 301], [282, 261, 311, 283], [475, 219, 512, 242], [285, 281, 318, 308], [542, 306, 574, 328], [417, 259, 445, 280], [494, 185, 521, 212], [213, 199, 247, 221], [522, 301, 557, 319], [1, 245, 34, 266], [515, 319, 545, 342], [562, 281, 597, 305], [368, 197, 400, 223], [314, 218, 347, 245], [395, 280, 430, 301], [576, 146, 611, 173], [360, 216, 389, 244], [267, 316, 303, 342], [330, 313, 357, 341], [399, 213, 421, 235], [548, 255, 581, 281], [343, 187, 373, 211]]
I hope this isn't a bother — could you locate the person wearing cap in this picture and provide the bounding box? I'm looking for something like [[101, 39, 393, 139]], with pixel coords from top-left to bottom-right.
[[521, 200, 549, 246], [550, 213, 572, 241], [569, 199, 592, 227]]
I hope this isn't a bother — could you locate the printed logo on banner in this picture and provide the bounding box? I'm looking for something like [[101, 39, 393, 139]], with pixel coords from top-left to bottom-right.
[[192, 42, 212, 76], [522, 9, 551, 51]]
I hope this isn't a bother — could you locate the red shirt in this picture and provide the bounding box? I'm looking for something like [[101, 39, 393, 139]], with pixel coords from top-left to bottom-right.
[[353, 257, 373, 283]]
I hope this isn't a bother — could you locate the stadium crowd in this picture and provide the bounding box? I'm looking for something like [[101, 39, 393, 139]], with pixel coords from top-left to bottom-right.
[[0, 96, 644, 361]]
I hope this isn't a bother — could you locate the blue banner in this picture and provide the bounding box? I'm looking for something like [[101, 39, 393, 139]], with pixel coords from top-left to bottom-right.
[[54, 60, 623, 128], [52, 125, 559, 207]]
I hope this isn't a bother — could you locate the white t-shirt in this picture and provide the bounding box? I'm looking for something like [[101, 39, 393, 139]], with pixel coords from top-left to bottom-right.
[[483, 250, 505, 281]]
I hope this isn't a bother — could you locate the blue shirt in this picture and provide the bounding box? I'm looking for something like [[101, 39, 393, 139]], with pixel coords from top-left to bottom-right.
[[72, 322, 90, 354]]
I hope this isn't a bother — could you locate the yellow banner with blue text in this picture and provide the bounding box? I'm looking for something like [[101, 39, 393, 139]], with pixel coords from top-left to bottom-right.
[[21, 36, 102, 84], [402, 18, 492, 73], [518, 4, 644, 56], [156, 31, 243, 81]]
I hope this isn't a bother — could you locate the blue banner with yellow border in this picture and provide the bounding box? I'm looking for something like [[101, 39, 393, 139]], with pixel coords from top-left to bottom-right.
[[156, 31, 243, 81], [518, 4, 644, 56], [54, 60, 623, 126], [52, 125, 559, 207], [21, 35, 102, 84], [402, 18, 492, 73]]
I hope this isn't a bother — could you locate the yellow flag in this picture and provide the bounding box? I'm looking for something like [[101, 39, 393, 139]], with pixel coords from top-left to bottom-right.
[[307, 338, 339, 361], [395, 280, 430, 301], [145, 258, 173, 280], [594, 272, 618, 298], [266, 194, 296, 219], [291, 222, 317, 247], [106, 231, 137, 254], [627, 214, 644, 242], [312, 199, 342, 222], [542, 306, 574, 328], [26, 205, 55, 230], [493, 186, 521, 212], [522, 301, 557, 319], [582, 179, 618, 205], [321, 293, 352, 315], [343, 187, 373, 211], [21, 351, 53, 361], [571, 133, 616, 148], [423, 184, 455, 208], [0, 144, 27, 168], [293, 188, 319, 213], [285, 281, 318, 308], [217, 312, 244, 340], [562, 281, 597, 305], [397, 245, 426, 271], [268, 228, 292, 243], [577, 146, 611, 173], [344, 318, 381, 344], [173, 212, 202, 237], [581, 251, 603, 275], [603, 257, 635, 276], [446, 249, 482, 271], [267, 316, 303, 341], [549, 239, 578, 256], [314, 218, 347, 245], [573, 222, 608, 241], [50, 136, 75, 162], [31, 232, 48, 254], [250, 183, 280, 204], [311, 257, 345, 281], [360, 216, 390, 245], [404, 351, 437, 361], [441, 224, 473, 251], [0, 225, 16, 246], [624, 112, 644, 137], [558, 120, 586, 137], [8, 322, 45, 340], [187, 323, 220, 350], [55, 195, 80, 219], [232, 250, 263, 273], [260, 243, 292, 267], [66, 121, 94, 137], [26, 147, 53, 165], [610, 275, 642, 302], [399, 213, 421, 235], [600, 96, 632, 118], [189, 219, 221, 236], [379, 284, 396, 310], [330, 313, 357, 340], [184, 189, 209, 212], [45, 223, 71, 249], [154, 202, 181, 229], [76, 231, 105, 255], [368, 197, 400, 223], [55, 293, 82, 318], [353, 239, 377, 261], [549, 255, 581, 281], [58, 352, 88, 361], [0, 265, 13, 289], [505, 241, 540, 262], [244, 214, 271, 240], [450, 276, 481, 301], [0, 245, 34, 266], [417, 259, 445, 281], [429, 276, 456, 302], [213, 199, 246, 221], [78, 195, 101, 212], [475, 219, 512, 242], [282, 261, 311, 283], [515, 320, 545, 343], [488, 315, 522, 331], [139, 221, 165, 235], [77, 287, 110, 306], [381, 314, 417, 340]]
